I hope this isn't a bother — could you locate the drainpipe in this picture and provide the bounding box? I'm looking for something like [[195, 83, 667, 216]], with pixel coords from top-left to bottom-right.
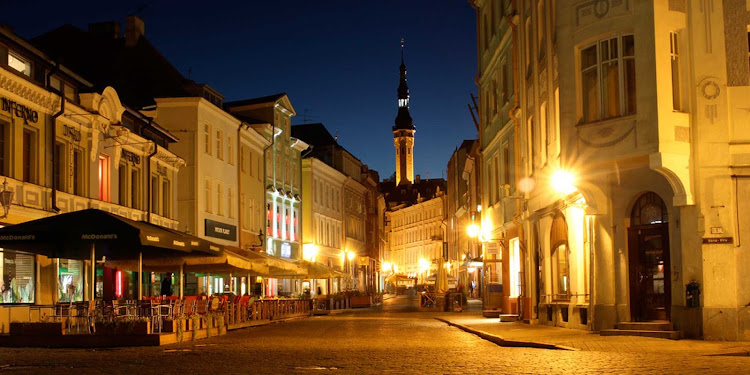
[[237, 123, 244, 247], [47, 63, 63, 213], [145, 118, 157, 223], [262, 122, 279, 253], [506, 9, 527, 320]]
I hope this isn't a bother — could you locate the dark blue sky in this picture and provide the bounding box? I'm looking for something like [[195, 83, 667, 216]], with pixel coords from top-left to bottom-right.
[[7, 0, 478, 181]]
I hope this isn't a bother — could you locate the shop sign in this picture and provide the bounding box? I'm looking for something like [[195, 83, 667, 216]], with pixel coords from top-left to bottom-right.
[[63, 125, 82, 142], [485, 242, 500, 255], [205, 219, 236, 241], [121, 150, 141, 165], [702, 237, 733, 244], [1, 97, 38, 124]]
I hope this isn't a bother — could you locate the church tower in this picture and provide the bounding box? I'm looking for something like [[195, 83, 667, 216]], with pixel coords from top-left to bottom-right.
[[393, 38, 416, 186]]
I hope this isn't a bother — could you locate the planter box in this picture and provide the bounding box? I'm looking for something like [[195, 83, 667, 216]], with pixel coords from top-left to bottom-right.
[[9, 322, 64, 336], [162, 320, 177, 333], [115, 321, 151, 335], [351, 296, 372, 308]]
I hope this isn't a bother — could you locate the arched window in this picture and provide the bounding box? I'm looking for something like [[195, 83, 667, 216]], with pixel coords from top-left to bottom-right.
[[630, 192, 668, 226], [550, 212, 569, 299]]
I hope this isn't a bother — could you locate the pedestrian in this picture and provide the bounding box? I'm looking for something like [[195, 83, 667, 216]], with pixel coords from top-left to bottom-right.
[[469, 281, 475, 298], [161, 273, 173, 297]]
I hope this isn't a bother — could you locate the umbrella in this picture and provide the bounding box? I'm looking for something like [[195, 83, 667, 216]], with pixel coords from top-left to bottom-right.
[[435, 258, 449, 294]]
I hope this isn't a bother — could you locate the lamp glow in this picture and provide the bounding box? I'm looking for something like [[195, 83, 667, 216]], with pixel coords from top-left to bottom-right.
[[467, 224, 480, 238], [468, 267, 477, 273], [347, 251, 356, 261], [551, 169, 577, 195], [382, 262, 392, 272], [419, 258, 430, 272]]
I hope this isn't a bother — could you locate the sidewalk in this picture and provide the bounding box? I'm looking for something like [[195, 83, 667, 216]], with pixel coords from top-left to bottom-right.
[[436, 303, 750, 356]]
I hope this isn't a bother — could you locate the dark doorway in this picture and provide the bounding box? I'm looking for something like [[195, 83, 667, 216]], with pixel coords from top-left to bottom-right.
[[628, 192, 671, 321]]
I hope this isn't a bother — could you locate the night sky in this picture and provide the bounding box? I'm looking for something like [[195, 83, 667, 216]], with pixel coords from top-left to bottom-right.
[[6, 0, 478, 181]]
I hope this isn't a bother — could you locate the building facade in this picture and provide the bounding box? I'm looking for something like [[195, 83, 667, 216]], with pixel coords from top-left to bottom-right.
[[474, 0, 750, 341], [301, 156, 346, 295], [226, 94, 308, 296], [0, 25, 182, 326]]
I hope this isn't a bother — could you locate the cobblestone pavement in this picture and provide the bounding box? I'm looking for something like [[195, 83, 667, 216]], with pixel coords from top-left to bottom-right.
[[0, 296, 747, 374], [436, 299, 750, 355]]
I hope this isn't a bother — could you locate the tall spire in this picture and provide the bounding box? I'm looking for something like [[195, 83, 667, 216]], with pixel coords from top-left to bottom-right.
[[394, 37, 414, 131]]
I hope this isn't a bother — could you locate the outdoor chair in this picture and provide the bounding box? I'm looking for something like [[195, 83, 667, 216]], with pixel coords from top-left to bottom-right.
[[195, 299, 208, 315], [183, 299, 195, 316], [172, 299, 182, 318], [50, 301, 74, 331]]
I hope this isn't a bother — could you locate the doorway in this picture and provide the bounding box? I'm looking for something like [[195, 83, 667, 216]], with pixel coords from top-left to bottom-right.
[[627, 192, 671, 321]]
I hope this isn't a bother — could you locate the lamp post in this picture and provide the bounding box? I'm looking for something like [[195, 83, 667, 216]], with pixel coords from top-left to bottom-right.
[[0, 179, 13, 219]]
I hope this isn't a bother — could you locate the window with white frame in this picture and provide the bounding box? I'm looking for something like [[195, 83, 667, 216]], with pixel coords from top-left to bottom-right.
[[580, 34, 636, 123], [216, 130, 224, 160], [228, 186, 235, 219], [205, 178, 212, 213], [228, 136, 234, 165], [670, 32, 686, 112], [204, 124, 212, 155], [217, 182, 224, 216]]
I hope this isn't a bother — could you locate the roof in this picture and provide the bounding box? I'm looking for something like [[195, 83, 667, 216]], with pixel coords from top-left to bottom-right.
[[31, 24, 192, 108], [291, 123, 337, 147], [224, 93, 287, 108], [380, 178, 446, 207]]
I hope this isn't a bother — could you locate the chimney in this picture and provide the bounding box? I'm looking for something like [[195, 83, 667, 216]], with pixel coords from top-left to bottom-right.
[[125, 15, 145, 47], [415, 174, 421, 183]]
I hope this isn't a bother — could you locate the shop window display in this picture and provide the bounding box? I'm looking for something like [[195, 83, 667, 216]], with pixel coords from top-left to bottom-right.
[[0, 249, 35, 303], [58, 259, 83, 302]]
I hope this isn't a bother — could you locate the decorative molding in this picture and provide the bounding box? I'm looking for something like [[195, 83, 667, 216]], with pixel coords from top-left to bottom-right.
[[700, 0, 715, 53], [577, 120, 636, 148], [0, 71, 57, 111], [575, 0, 631, 28]]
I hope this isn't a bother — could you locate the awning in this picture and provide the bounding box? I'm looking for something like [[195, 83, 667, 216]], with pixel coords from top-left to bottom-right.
[[227, 247, 306, 277], [0, 209, 223, 260], [300, 261, 344, 279], [183, 250, 269, 275]]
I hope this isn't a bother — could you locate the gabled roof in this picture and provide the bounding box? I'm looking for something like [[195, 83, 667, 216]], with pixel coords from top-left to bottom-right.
[[31, 24, 192, 108], [291, 123, 337, 147], [224, 93, 287, 108], [380, 178, 446, 208]]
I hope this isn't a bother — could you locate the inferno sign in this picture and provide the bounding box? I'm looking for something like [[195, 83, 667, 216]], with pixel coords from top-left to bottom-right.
[[1, 98, 39, 124]]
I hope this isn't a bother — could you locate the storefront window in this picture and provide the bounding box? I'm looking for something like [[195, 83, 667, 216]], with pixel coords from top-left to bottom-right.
[[0, 249, 35, 303], [58, 259, 83, 302]]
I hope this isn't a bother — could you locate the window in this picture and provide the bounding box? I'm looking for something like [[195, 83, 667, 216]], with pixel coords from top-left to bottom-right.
[[55, 142, 65, 192], [228, 136, 234, 165], [0, 249, 35, 303], [487, 159, 494, 204], [130, 168, 141, 209], [8, 51, 30, 76], [670, 32, 684, 111], [494, 154, 500, 202], [217, 182, 224, 216], [228, 186, 235, 219], [0, 122, 7, 176], [98, 154, 110, 202], [205, 179, 212, 213], [72, 148, 84, 195], [525, 17, 532, 73], [162, 179, 171, 218], [550, 213, 570, 298], [537, 0, 546, 57], [118, 163, 128, 206], [580, 35, 636, 122], [540, 101, 548, 164], [151, 174, 159, 214], [216, 130, 224, 160], [503, 145, 511, 186], [204, 124, 212, 155], [527, 116, 536, 171], [22, 129, 36, 183], [240, 147, 247, 173]]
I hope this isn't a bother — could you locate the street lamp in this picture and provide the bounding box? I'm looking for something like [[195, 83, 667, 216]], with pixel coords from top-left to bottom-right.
[[467, 224, 480, 238], [0, 179, 13, 219], [551, 169, 577, 195]]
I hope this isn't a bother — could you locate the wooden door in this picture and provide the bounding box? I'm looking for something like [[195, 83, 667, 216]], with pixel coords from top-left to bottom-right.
[[628, 224, 671, 321]]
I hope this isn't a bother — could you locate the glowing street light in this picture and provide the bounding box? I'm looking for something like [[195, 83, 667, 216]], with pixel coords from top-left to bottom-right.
[[347, 251, 356, 261], [418, 258, 430, 272], [467, 224, 480, 238], [302, 243, 318, 262], [381, 262, 392, 273], [551, 169, 577, 195]]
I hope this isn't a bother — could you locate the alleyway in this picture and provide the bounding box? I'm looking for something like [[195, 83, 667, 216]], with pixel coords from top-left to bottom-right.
[[0, 296, 748, 374]]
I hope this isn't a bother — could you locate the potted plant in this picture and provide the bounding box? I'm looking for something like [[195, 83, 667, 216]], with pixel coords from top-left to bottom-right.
[[9, 321, 65, 336]]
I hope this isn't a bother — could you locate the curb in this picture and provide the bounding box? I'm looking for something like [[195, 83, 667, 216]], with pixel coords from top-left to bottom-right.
[[434, 318, 578, 351]]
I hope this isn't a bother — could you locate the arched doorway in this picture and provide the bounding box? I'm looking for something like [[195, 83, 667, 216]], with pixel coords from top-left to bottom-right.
[[627, 192, 670, 321], [550, 213, 569, 301]]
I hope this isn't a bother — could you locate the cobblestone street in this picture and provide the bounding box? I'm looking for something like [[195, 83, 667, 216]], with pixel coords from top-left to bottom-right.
[[0, 296, 748, 374]]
